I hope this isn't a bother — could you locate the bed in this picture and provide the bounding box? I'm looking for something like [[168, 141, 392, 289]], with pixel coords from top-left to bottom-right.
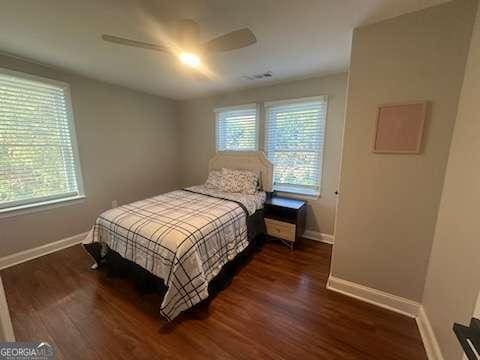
[[83, 151, 273, 321]]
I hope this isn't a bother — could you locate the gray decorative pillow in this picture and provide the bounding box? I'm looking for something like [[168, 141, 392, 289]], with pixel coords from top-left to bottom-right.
[[205, 170, 223, 189], [220, 168, 258, 194]]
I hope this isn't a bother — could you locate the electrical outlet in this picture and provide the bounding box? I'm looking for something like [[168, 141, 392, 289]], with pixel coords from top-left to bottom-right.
[[111, 200, 118, 208]]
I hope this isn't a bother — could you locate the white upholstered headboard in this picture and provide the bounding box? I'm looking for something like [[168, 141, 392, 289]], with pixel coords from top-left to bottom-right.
[[209, 151, 273, 192]]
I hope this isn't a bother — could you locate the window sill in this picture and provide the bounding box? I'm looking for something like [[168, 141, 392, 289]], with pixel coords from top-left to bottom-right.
[[0, 195, 86, 219], [274, 186, 320, 200], [216, 149, 259, 153]]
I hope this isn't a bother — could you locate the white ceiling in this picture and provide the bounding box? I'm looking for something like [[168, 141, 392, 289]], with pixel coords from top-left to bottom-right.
[[0, 0, 451, 100]]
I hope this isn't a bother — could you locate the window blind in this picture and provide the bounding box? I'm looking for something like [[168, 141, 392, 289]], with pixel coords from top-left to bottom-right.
[[265, 96, 327, 195], [0, 70, 83, 211], [215, 105, 257, 151]]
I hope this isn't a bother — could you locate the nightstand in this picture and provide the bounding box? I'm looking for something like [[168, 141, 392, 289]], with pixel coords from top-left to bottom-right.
[[264, 196, 306, 250]]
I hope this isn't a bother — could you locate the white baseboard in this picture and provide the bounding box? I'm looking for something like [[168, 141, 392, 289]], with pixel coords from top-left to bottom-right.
[[0, 276, 14, 341], [326, 275, 420, 318], [416, 306, 444, 360], [0, 232, 88, 270], [302, 230, 334, 244]]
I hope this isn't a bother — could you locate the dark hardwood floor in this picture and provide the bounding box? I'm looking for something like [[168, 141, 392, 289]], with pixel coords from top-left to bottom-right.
[[1, 239, 427, 359]]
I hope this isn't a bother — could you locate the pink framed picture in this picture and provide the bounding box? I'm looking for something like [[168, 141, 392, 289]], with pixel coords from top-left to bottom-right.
[[372, 101, 427, 154]]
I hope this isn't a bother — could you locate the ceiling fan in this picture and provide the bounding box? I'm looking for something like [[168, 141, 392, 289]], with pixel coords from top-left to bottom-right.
[[102, 20, 257, 68]]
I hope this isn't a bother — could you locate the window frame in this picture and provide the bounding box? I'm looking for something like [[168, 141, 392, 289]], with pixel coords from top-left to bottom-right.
[[0, 67, 85, 216], [264, 95, 328, 198], [214, 103, 259, 152]]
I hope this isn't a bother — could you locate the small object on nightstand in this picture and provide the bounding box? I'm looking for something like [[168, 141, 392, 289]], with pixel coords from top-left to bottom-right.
[[264, 196, 306, 250]]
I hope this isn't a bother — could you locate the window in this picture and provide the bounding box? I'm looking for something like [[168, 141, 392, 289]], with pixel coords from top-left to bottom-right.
[[215, 104, 258, 151], [265, 96, 328, 196], [0, 69, 84, 213]]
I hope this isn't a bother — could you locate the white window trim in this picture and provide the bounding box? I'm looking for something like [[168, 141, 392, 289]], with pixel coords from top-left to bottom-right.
[[264, 95, 327, 108], [214, 103, 260, 152], [265, 95, 328, 197], [214, 103, 258, 113], [274, 185, 321, 199], [0, 195, 86, 219], [275, 190, 320, 201], [0, 67, 86, 215]]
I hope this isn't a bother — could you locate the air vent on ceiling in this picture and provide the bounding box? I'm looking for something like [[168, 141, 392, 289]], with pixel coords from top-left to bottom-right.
[[242, 71, 273, 81]]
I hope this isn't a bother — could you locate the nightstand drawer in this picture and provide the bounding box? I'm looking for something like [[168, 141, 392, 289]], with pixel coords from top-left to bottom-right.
[[265, 218, 296, 242]]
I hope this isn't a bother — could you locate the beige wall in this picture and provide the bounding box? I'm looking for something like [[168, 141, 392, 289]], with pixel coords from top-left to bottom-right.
[[421, 4, 480, 359], [178, 73, 347, 235], [331, 0, 477, 301], [0, 54, 180, 257]]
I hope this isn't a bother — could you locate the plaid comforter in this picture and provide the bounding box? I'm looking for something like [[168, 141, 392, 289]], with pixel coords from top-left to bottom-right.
[[83, 189, 249, 320]]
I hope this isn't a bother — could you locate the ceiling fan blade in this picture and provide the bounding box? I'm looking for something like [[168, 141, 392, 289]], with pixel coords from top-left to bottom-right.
[[203, 28, 256, 52], [101, 34, 169, 53]]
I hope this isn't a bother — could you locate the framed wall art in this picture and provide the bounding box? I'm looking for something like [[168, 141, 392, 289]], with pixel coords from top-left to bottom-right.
[[372, 101, 427, 154]]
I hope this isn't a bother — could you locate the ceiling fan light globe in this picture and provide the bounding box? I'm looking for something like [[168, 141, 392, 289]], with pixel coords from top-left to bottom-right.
[[179, 52, 201, 68]]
